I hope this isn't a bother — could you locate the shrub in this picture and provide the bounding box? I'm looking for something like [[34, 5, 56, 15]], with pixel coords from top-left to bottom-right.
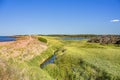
[[38, 37, 47, 43]]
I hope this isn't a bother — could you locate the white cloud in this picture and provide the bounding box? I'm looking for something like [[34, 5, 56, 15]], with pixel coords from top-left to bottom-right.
[[110, 19, 120, 22]]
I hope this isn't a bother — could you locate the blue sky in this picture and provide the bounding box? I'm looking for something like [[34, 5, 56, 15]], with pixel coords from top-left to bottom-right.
[[0, 0, 120, 35]]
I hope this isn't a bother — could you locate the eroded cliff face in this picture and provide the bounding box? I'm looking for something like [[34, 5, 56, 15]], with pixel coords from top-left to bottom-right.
[[0, 36, 47, 61], [88, 35, 120, 44]]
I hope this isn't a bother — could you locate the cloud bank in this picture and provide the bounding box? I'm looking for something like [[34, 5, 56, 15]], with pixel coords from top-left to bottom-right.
[[110, 19, 120, 22]]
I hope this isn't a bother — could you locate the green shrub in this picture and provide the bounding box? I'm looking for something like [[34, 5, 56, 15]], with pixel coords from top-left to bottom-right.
[[38, 37, 47, 43]]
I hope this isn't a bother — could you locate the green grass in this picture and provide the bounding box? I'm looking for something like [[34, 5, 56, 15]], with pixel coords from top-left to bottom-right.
[[0, 36, 63, 80], [0, 36, 120, 80], [43, 39, 120, 80]]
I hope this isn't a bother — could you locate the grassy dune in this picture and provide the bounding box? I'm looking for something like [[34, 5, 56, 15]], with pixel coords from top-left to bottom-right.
[[0, 36, 63, 80]]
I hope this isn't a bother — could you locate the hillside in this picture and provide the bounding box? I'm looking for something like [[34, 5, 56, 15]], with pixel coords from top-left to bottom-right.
[[0, 36, 47, 60], [0, 36, 53, 80]]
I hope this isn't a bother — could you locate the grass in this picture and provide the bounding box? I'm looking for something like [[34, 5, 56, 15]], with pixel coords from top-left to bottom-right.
[[0, 36, 120, 80], [0, 36, 63, 80], [43, 39, 120, 80]]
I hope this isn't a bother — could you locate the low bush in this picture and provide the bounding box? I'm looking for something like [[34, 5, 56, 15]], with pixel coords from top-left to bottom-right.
[[38, 37, 47, 43]]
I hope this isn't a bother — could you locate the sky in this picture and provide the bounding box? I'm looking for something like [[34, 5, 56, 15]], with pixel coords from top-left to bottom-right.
[[0, 0, 120, 35]]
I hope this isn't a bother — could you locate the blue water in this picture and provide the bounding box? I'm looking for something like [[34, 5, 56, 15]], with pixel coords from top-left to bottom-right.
[[0, 36, 16, 42], [40, 54, 56, 68], [62, 37, 89, 40]]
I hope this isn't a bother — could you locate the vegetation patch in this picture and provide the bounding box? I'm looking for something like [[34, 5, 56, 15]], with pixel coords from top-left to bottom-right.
[[38, 37, 47, 43], [43, 38, 120, 80]]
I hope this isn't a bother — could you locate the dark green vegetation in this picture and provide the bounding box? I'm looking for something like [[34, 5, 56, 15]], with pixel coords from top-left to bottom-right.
[[43, 34, 97, 38], [42, 34, 120, 38], [38, 37, 48, 43]]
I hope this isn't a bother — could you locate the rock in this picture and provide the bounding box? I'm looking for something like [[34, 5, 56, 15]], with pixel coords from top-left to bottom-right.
[[88, 35, 120, 44]]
